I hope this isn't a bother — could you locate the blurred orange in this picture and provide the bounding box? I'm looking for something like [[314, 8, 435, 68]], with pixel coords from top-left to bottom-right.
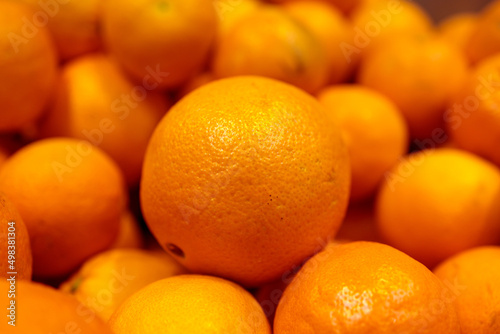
[[0, 138, 127, 279], [376, 148, 500, 268], [109, 210, 145, 250], [102, 0, 217, 89], [19, 0, 101, 60], [447, 53, 500, 167], [318, 84, 408, 201], [438, 13, 478, 56], [0, 1, 57, 132], [39, 53, 170, 186], [358, 33, 468, 139], [465, 0, 500, 64], [213, 5, 329, 93], [283, 0, 356, 84]]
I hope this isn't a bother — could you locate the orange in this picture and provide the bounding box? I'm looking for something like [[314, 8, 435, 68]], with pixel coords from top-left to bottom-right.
[[433, 246, 500, 333], [274, 241, 461, 333], [335, 201, 381, 242], [0, 138, 127, 279], [60, 248, 188, 321], [102, 0, 217, 90], [0, 192, 32, 280], [349, 0, 432, 59], [376, 148, 500, 268], [109, 274, 271, 333], [215, 0, 262, 40], [212, 5, 329, 93], [358, 33, 469, 139], [255, 279, 289, 327], [271, 0, 362, 15], [446, 53, 500, 167], [0, 280, 113, 333], [282, 1, 356, 85], [19, 0, 101, 59], [110, 210, 145, 249], [38, 53, 170, 186], [438, 13, 478, 55], [0, 1, 57, 132], [465, 0, 500, 64], [317, 85, 408, 201], [140, 76, 350, 286]]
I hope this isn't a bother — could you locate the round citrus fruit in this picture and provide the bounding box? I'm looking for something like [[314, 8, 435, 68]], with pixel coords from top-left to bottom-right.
[[213, 5, 329, 93], [0, 138, 127, 279], [0, 1, 58, 132], [140, 76, 350, 286], [60, 248, 188, 321], [446, 53, 500, 167], [274, 241, 461, 333], [358, 33, 468, 139], [376, 148, 500, 268], [39, 53, 170, 186], [102, 0, 217, 89], [1, 280, 113, 334], [317, 84, 409, 201], [109, 274, 271, 333], [433, 246, 500, 334]]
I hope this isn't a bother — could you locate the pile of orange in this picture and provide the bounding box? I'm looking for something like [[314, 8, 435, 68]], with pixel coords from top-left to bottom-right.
[[1, 0, 500, 333]]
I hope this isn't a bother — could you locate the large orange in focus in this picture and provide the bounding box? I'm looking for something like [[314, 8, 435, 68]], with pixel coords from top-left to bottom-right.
[[358, 34, 468, 139], [433, 246, 500, 334], [109, 275, 271, 333], [376, 148, 500, 268], [317, 85, 408, 201], [446, 53, 500, 167], [19, 0, 101, 60], [274, 241, 461, 333], [0, 138, 127, 279], [39, 54, 170, 186], [213, 5, 329, 94], [0, 280, 113, 334], [102, 0, 217, 90], [0, 192, 32, 280], [0, 1, 57, 132], [140, 76, 350, 286]]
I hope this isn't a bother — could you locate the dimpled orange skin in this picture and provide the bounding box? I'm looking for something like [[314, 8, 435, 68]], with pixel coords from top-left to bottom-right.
[[109, 275, 271, 334], [433, 246, 500, 334], [0, 138, 127, 279], [140, 76, 350, 287], [447, 54, 500, 167], [376, 148, 500, 268], [102, 0, 217, 90], [0, 1, 58, 132], [0, 193, 32, 280], [317, 85, 409, 201], [0, 280, 114, 334], [358, 34, 468, 139], [274, 241, 461, 334], [39, 53, 170, 186], [213, 6, 329, 94]]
